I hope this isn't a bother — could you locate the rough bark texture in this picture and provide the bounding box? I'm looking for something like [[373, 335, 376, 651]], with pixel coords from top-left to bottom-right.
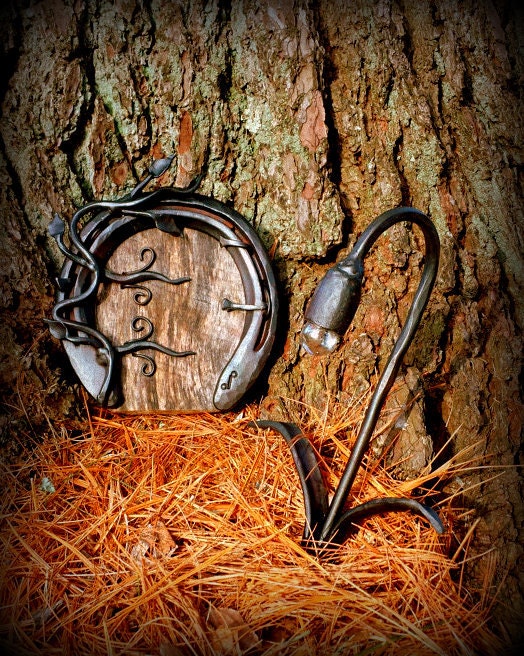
[[1, 0, 522, 647]]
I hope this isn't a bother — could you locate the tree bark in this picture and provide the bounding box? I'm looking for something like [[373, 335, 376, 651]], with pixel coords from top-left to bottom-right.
[[1, 0, 522, 645]]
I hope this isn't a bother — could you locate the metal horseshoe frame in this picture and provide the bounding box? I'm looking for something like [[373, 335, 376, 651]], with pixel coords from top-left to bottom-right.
[[46, 156, 278, 411]]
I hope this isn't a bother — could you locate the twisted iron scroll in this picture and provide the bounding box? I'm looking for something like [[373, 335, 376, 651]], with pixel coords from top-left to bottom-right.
[[46, 157, 198, 406]]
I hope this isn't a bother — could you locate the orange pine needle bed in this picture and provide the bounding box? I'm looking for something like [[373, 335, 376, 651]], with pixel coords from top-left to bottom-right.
[[0, 398, 503, 655]]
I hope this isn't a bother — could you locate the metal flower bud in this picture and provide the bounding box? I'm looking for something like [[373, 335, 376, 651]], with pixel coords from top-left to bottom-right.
[[301, 320, 340, 355], [301, 259, 364, 356]]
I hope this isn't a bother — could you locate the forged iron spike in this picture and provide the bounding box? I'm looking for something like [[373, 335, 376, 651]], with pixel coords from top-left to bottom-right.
[[222, 298, 267, 312]]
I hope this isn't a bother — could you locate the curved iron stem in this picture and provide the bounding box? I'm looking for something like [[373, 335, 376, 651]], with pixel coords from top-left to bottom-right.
[[318, 208, 441, 542], [257, 207, 443, 551]]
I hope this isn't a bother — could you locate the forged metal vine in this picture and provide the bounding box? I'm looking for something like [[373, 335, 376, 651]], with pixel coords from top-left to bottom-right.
[[255, 208, 444, 549], [46, 157, 199, 406]]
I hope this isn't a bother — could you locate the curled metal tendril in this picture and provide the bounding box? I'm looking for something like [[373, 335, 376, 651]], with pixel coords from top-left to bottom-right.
[[125, 246, 156, 274], [130, 315, 154, 340], [122, 284, 153, 306], [106, 247, 191, 286], [132, 352, 156, 377]]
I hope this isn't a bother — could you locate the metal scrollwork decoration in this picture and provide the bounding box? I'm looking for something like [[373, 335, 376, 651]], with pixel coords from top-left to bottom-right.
[[46, 156, 278, 411]]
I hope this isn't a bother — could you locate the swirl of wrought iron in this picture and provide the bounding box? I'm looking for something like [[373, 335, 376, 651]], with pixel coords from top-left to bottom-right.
[[116, 315, 195, 360], [47, 156, 199, 405]]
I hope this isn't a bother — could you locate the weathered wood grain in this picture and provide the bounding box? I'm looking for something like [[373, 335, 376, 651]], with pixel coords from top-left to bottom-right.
[[96, 227, 246, 411]]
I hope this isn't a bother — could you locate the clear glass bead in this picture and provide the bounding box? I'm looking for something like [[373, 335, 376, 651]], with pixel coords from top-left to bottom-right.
[[301, 321, 341, 356]]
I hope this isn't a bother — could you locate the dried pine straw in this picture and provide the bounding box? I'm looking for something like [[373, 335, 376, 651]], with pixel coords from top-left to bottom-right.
[[0, 395, 504, 655]]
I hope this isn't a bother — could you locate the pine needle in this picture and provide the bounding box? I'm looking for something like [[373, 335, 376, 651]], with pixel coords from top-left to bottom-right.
[[0, 400, 505, 655]]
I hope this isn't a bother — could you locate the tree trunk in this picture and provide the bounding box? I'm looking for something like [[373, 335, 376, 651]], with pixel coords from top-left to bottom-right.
[[1, 0, 522, 646]]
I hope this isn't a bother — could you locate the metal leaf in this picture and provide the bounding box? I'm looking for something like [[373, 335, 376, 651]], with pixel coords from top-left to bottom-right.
[[48, 214, 65, 237], [148, 155, 175, 178]]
